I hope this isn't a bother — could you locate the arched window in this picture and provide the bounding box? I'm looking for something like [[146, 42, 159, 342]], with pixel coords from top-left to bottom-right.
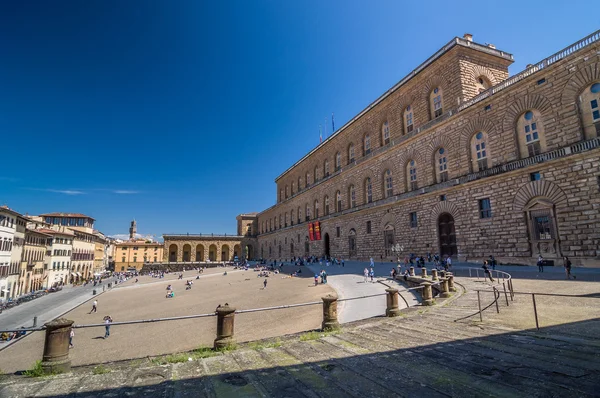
[[348, 185, 356, 208], [336, 191, 342, 212], [323, 159, 330, 177], [348, 143, 355, 164], [279, 215, 282, 228], [382, 121, 390, 145], [364, 177, 373, 204], [298, 177, 302, 192], [297, 207, 302, 224], [314, 200, 319, 218], [284, 213, 288, 227], [305, 172, 310, 188], [279, 189, 283, 202], [430, 87, 443, 119], [363, 134, 371, 156], [305, 204, 311, 221], [291, 182, 295, 195], [471, 132, 489, 172], [290, 209, 294, 226], [403, 105, 413, 135], [324, 195, 330, 215], [384, 169, 393, 198], [335, 152, 341, 171], [285, 185, 289, 199], [580, 82, 600, 139], [406, 161, 418, 191], [314, 166, 319, 182], [475, 76, 491, 94], [517, 110, 545, 158], [434, 148, 448, 183]]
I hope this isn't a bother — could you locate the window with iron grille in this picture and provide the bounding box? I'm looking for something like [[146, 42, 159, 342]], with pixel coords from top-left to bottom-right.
[[410, 212, 417, 228], [365, 178, 373, 203], [385, 170, 393, 198], [408, 161, 418, 191], [432, 87, 443, 118], [348, 144, 355, 164], [479, 198, 492, 219], [364, 135, 371, 155], [366, 221, 372, 234], [336, 227, 340, 238], [404, 105, 413, 134], [531, 211, 554, 240]]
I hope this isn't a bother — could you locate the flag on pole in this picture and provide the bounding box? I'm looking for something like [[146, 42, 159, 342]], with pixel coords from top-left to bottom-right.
[[319, 125, 322, 143], [332, 112, 335, 132]]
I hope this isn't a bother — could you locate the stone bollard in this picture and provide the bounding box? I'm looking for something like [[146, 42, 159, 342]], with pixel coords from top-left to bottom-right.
[[439, 278, 451, 298], [41, 318, 74, 374], [321, 293, 340, 331], [214, 303, 236, 349], [447, 273, 456, 292], [409, 267, 415, 276], [385, 288, 402, 317], [431, 269, 439, 281], [421, 268, 428, 278], [420, 282, 433, 306]]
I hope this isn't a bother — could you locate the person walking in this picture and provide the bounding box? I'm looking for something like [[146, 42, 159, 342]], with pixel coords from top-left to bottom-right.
[[89, 300, 97, 314], [363, 267, 369, 283], [564, 256, 575, 279], [489, 255, 496, 270], [537, 255, 544, 272], [370, 257, 375, 268], [103, 315, 112, 339], [263, 279, 267, 289], [69, 328, 74, 348], [446, 256, 452, 270], [314, 274, 319, 286], [369, 267, 375, 283], [482, 262, 494, 282]]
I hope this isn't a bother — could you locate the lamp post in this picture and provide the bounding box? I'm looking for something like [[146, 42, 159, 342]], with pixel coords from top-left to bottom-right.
[[391, 243, 404, 274]]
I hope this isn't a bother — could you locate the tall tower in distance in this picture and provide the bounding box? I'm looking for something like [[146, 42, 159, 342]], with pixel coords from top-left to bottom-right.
[[129, 219, 137, 240]]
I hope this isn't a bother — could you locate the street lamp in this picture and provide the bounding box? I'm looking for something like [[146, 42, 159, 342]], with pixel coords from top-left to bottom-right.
[[391, 243, 404, 264]]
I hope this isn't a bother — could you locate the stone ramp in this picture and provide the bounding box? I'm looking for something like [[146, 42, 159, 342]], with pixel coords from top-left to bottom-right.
[[2, 278, 600, 397]]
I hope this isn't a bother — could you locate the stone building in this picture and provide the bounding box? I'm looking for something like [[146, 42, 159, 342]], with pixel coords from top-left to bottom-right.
[[163, 214, 258, 263], [17, 229, 49, 295], [255, 30, 600, 267], [114, 241, 164, 272]]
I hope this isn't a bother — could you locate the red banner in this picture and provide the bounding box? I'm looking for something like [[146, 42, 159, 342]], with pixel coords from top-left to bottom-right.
[[308, 223, 315, 241], [314, 221, 321, 241]]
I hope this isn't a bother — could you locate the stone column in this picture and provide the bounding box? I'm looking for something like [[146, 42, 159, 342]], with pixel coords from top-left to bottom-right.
[[420, 282, 433, 306], [409, 267, 415, 276], [421, 268, 428, 278], [385, 288, 402, 317], [431, 269, 439, 281], [439, 278, 451, 298], [214, 303, 236, 349], [321, 293, 340, 331], [447, 272, 456, 292], [41, 318, 74, 374]]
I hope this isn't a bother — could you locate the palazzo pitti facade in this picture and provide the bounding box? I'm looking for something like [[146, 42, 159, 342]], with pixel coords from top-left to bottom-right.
[[254, 31, 600, 267]]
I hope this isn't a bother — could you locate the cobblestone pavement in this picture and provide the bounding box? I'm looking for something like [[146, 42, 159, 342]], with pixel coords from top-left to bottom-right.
[[2, 274, 600, 397]]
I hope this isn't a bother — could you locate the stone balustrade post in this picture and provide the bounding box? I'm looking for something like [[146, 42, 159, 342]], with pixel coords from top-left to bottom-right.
[[214, 303, 236, 349], [420, 282, 433, 306], [421, 268, 428, 278], [409, 267, 415, 276], [439, 278, 451, 298], [431, 269, 439, 281], [447, 272, 456, 292], [385, 288, 402, 317], [41, 318, 74, 374], [321, 293, 340, 331]]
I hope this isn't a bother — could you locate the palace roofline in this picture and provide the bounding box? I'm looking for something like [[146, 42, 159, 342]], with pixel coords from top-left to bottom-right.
[[274, 35, 514, 183]]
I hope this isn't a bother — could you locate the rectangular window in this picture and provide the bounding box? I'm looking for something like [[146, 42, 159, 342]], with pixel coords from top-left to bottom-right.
[[336, 227, 340, 238], [530, 172, 541, 181], [527, 141, 541, 157], [365, 221, 371, 234], [440, 195, 446, 201], [479, 198, 492, 219], [410, 212, 417, 228], [478, 158, 488, 171], [531, 211, 554, 240]]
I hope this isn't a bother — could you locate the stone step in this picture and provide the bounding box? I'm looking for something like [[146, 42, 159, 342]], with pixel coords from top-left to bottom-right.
[[201, 353, 267, 397], [281, 341, 400, 398]]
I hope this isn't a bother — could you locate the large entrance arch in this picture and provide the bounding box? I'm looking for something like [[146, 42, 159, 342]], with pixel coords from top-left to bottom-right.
[[324, 233, 331, 258], [169, 244, 178, 262], [438, 213, 457, 257], [245, 244, 254, 260]]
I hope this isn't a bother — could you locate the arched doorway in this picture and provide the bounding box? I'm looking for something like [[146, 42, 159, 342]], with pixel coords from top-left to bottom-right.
[[169, 244, 178, 262], [348, 229, 357, 258], [245, 244, 254, 260], [233, 244, 241, 259], [324, 233, 331, 257], [304, 237, 309, 256], [290, 242, 294, 257], [438, 213, 457, 257], [182, 244, 191, 262], [195, 244, 204, 262], [221, 245, 230, 261], [209, 244, 217, 261]]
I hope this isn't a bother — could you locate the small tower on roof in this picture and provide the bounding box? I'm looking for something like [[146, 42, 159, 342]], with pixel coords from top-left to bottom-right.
[[129, 219, 137, 240]]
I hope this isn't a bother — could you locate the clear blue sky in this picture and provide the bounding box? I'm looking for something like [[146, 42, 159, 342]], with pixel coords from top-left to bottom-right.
[[1, 0, 598, 238]]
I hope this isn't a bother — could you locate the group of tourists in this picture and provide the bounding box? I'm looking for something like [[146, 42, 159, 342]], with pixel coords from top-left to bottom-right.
[[314, 269, 328, 285]]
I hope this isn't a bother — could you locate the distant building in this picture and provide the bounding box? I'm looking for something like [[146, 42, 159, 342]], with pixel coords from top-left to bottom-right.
[[17, 229, 50, 295], [114, 241, 163, 272]]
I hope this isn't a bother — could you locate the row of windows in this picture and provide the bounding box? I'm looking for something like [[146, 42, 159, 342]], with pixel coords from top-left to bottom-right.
[[121, 257, 158, 263], [0, 238, 13, 252], [0, 215, 15, 228], [22, 249, 44, 263], [45, 217, 93, 228], [277, 81, 600, 204], [120, 246, 159, 251]]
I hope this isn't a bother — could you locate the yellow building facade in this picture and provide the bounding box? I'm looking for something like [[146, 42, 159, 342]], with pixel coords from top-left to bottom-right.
[[114, 241, 163, 272]]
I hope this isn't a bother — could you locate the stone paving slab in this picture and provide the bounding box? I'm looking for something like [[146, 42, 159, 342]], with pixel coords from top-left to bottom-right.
[[2, 276, 600, 397]]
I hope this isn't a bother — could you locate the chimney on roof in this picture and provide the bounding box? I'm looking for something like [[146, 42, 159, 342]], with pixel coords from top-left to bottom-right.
[[487, 43, 496, 49], [463, 33, 473, 42]]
